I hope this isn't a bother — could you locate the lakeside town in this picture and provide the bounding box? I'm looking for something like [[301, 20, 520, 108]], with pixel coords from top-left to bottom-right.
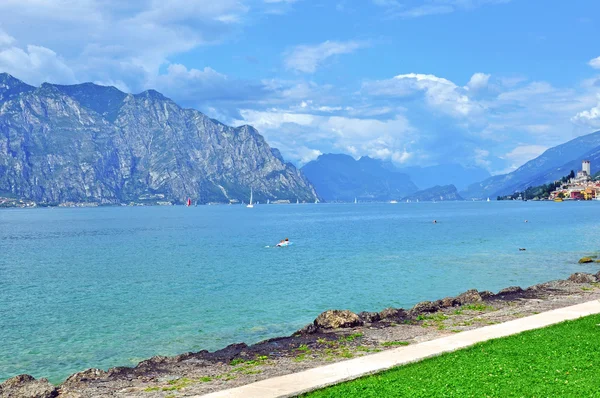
[[497, 160, 600, 201], [548, 160, 600, 201]]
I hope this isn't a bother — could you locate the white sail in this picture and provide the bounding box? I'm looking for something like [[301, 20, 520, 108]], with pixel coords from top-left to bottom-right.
[[354, 197, 357, 204], [247, 189, 254, 208]]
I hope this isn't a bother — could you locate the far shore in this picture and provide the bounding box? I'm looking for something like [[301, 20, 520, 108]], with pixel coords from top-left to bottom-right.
[[2, 266, 600, 397]]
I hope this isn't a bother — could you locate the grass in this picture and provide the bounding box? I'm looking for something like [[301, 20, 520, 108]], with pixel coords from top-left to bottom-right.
[[380, 341, 410, 347], [301, 314, 600, 397], [340, 333, 364, 342]]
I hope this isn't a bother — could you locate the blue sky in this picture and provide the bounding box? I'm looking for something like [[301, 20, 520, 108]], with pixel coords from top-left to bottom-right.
[[0, 0, 599, 174]]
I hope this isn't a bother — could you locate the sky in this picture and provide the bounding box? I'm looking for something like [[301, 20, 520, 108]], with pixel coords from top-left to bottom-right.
[[0, 0, 599, 174]]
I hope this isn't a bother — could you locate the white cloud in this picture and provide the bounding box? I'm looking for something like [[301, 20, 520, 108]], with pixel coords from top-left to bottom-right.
[[284, 40, 368, 73], [372, 0, 513, 18], [0, 29, 15, 47], [235, 108, 414, 164], [363, 73, 481, 118], [466, 72, 490, 92], [589, 56, 600, 69], [571, 99, 600, 128], [0, 44, 76, 85], [503, 144, 548, 170]]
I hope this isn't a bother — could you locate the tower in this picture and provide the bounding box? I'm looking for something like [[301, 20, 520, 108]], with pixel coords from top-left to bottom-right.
[[582, 160, 591, 176]]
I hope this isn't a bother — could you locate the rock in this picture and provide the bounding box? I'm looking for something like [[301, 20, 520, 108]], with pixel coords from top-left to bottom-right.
[[378, 308, 407, 321], [479, 291, 494, 300], [568, 272, 597, 284], [295, 323, 319, 335], [63, 368, 107, 386], [496, 286, 523, 296], [408, 301, 439, 317], [0, 374, 58, 398], [456, 289, 482, 305], [358, 311, 381, 323], [314, 310, 363, 329], [579, 257, 594, 264], [596, 271, 600, 281], [435, 297, 459, 308]]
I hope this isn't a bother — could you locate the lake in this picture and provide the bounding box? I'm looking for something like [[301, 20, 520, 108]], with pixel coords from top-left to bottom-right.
[[1, 201, 599, 383]]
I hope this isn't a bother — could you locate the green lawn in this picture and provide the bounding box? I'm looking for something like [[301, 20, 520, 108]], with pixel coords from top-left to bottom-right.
[[301, 314, 600, 397]]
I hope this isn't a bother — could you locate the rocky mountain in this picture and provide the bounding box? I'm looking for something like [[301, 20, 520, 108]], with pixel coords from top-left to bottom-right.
[[398, 164, 490, 191], [402, 184, 463, 202], [300, 154, 417, 202], [0, 73, 318, 204], [461, 130, 600, 199], [523, 145, 600, 188]]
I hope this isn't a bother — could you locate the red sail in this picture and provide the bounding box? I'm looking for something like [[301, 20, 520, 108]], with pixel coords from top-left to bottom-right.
[[187, 198, 191, 206]]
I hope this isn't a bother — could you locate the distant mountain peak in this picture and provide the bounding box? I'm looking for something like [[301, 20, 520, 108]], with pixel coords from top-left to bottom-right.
[[0, 75, 318, 204], [0, 73, 35, 102], [134, 89, 170, 101], [301, 153, 417, 202]]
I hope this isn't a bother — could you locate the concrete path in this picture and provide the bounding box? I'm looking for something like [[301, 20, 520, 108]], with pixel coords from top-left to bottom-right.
[[197, 300, 600, 398]]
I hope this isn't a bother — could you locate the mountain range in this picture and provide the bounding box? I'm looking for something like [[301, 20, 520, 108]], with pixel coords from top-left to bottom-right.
[[0, 73, 317, 205], [300, 154, 417, 202], [461, 130, 600, 199]]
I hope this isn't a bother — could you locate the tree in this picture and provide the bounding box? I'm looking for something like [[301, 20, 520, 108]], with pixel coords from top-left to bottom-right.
[[569, 170, 575, 180], [558, 192, 565, 199]]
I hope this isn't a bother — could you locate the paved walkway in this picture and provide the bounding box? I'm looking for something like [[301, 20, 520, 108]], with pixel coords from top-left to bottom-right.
[[197, 300, 600, 398]]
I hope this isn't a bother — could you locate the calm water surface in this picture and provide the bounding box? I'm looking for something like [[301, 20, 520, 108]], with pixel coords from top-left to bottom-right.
[[1, 202, 599, 383]]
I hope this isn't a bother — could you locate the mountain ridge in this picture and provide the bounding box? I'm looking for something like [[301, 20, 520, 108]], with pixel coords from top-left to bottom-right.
[[0, 73, 318, 205], [461, 130, 600, 199], [301, 153, 418, 202]]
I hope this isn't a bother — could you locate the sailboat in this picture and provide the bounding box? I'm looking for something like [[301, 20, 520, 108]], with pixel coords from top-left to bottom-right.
[[267, 199, 270, 205], [247, 189, 254, 208], [487, 197, 490, 202], [296, 198, 299, 204], [315, 198, 319, 204], [186, 198, 191, 207], [354, 197, 357, 204]]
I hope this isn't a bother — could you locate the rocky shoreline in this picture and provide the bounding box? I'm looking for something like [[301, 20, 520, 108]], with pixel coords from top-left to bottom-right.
[[2, 270, 600, 398]]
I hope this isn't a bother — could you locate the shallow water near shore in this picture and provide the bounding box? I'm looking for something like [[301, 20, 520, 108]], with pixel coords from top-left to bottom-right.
[[1, 201, 600, 383]]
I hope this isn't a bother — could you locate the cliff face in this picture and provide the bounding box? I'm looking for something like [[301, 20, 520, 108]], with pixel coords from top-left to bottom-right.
[[301, 154, 418, 202], [402, 185, 463, 202], [0, 74, 317, 204]]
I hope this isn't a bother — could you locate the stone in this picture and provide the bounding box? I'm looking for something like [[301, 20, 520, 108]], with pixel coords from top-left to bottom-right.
[[408, 301, 439, 317], [456, 289, 482, 305], [378, 308, 407, 321], [314, 310, 363, 329], [479, 291, 494, 300], [578, 257, 594, 264], [568, 272, 597, 284], [0, 374, 58, 398], [295, 323, 319, 335], [63, 368, 107, 386], [497, 286, 523, 296], [436, 297, 459, 308], [358, 311, 381, 323]]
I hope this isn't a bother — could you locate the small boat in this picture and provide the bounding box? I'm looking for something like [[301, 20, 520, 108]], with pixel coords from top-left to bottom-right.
[[487, 197, 490, 202], [354, 197, 357, 204], [296, 199, 299, 204], [553, 197, 563, 202], [390, 200, 398, 204], [247, 189, 254, 208], [186, 198, 191, 207], [315, 198, 319, 204]]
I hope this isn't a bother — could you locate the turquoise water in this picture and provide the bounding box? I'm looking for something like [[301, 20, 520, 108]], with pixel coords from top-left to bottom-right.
[[1, 202, 599, 383]]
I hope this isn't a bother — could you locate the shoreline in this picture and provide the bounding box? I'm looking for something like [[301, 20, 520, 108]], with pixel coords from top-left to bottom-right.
[[2, 269, 600, 397]]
